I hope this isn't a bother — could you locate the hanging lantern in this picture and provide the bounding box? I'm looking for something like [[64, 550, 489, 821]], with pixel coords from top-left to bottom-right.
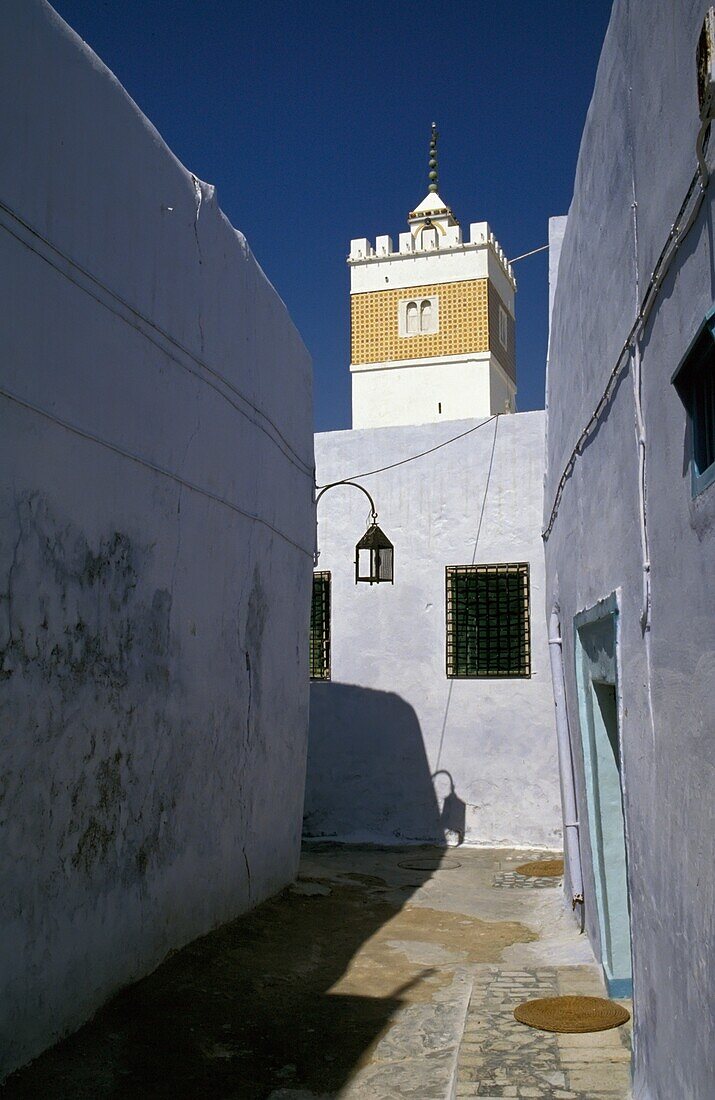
[[355, 522, 394, 585]]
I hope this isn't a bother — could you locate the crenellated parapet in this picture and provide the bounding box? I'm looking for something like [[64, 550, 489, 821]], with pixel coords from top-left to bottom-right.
[[348, 221, 516, 289], [346, 137, 518, 427]]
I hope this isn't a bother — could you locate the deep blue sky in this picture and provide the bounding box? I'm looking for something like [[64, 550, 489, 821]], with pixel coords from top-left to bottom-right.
[[53, 0, 613, 430]]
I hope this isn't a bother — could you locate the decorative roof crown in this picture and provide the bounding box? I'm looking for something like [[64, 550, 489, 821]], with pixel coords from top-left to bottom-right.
[[428, 122, 439, 193], [408, 123, 457, 227]]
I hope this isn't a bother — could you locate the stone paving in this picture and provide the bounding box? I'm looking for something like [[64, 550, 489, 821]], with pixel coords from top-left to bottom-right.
[[1, 845, 633, 1099], [455, 964, 632, 1099], [491, 871, 561, 890]]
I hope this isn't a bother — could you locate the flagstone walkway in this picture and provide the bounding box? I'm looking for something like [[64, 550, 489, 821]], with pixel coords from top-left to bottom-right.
[[1, 845, 632, 1099], [456, 966, 631, 1098]]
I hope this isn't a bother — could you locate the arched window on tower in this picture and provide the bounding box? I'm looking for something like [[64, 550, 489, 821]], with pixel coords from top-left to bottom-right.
[[399, 295, 438, 337]]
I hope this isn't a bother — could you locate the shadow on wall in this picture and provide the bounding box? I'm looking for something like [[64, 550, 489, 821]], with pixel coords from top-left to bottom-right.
[[305, 682, 466, 845], [2, 850, 448, 1099], [3, 686, 463, 1098]]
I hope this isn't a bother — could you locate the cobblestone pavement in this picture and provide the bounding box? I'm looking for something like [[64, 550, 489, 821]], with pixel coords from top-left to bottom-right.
[[491, 871, 561, 890], [2, 846, 632, 1099], [455, 965, 632, 1099]]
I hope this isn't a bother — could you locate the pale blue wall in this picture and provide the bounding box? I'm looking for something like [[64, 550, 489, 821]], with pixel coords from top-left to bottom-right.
[[0, 0, 313, 1077], [545, 2, 715, 1097], [309, 412, 562, 850]]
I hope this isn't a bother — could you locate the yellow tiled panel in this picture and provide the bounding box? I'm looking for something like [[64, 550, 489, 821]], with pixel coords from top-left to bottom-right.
[[351, 279, 490, 364]]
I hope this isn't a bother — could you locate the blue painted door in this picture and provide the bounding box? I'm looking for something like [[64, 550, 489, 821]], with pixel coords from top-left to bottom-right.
[[575, 605, 632, 997]]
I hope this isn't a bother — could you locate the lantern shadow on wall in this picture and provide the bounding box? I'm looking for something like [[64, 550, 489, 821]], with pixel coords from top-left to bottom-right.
[[432, 770, 466, 846]]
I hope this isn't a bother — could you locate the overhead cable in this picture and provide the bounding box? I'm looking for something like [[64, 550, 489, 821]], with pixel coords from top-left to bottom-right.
[[543, 122, 711, 541], [1, 386, 313, 558], [509, 244, 549, 264], [0, 196, 314, 479], [316, 415, 498, 488], [434, 414, 499, 773]]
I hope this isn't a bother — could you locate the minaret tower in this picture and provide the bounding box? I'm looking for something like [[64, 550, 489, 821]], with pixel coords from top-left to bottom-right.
[[348, 125, 517, 429]]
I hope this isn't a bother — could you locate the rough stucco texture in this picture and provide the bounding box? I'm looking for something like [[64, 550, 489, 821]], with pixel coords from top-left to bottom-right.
[[307, 411, 562, 851], [0, 0, 313, 1078], [544, 2, 715, 1097]]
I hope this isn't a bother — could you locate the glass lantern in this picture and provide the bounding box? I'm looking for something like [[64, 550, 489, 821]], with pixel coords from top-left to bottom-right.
[[355, 523, 394, 584]]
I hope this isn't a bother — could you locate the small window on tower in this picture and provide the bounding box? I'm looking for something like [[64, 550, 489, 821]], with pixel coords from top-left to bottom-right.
[[399, 296, 439, 337], [498, 305, 508, 349]]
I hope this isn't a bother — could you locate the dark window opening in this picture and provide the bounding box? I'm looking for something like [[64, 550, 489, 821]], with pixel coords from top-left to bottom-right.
[[446, 563, 531, 678], [674, 317, 715, 495], [310, 572, 331, 680]]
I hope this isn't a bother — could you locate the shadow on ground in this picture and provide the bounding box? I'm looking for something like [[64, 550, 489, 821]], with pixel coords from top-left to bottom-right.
[[1, 851, 445, 1098], [2, 687, 533, 1099]]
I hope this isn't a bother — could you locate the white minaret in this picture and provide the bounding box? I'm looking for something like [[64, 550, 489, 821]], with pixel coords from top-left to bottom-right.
[[348, 125, 517, 429]]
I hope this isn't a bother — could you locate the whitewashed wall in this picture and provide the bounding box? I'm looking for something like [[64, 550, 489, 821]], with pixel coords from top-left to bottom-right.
[[0, 0, 313, 1078], [307, 412, 561, 850], [351, 355, 495, 429], [545, 2, 715, 1097]]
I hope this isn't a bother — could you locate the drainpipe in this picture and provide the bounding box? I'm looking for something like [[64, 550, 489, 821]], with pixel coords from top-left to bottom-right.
[[548, 608, 584, 914]]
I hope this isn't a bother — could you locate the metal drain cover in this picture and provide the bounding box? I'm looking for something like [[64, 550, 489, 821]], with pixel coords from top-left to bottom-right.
[[397, 857, 461, 871]]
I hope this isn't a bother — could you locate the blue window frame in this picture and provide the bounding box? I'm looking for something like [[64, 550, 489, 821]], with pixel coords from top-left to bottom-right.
[[673, 311, 715, 496]]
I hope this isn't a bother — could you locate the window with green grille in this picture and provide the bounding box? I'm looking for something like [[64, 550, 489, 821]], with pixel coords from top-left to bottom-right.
[[310, 572, 331, 680], [446, 563, 530, 678]]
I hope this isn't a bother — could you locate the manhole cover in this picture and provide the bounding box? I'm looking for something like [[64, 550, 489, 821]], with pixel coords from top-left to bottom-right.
[[397, 857, 461, 871]]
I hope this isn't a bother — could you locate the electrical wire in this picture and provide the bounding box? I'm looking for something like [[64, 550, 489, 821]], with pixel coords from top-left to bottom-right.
[[316, 415, 498, 487], [0, 196, 314, 479], [543, 122, 711, 541], [434, 414, 499, 773], [1, 385, 313, 558], [509, 244, 549, 264]]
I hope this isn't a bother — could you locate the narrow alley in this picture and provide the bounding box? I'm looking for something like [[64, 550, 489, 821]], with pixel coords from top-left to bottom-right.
[[2, 3, 713, 1097], [2, 846, 631, 1099]]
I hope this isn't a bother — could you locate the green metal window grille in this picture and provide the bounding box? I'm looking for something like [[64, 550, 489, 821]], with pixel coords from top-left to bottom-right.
[[310, 571, 331, 681], [446, 563, 531, 678]]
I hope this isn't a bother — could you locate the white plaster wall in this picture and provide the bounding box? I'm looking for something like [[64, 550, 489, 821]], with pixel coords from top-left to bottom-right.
[[351, 356, 496, 428], [307, 412, 561, 850], [349, 244, 516, 309], [0, 0, 313, 1078], [544, 2, 715, 1096], [490, 365, 516, 415]]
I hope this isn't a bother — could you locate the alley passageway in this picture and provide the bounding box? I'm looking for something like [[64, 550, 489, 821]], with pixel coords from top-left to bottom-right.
[[2, 846, 631, 1099]]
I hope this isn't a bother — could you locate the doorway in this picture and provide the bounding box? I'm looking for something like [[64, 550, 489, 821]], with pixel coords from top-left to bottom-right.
[[574, 596, 632, 997]]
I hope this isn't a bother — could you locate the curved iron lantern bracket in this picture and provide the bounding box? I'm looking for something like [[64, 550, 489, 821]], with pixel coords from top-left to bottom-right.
[[314, 481, 394, 584], [315, 480, 378, 524]]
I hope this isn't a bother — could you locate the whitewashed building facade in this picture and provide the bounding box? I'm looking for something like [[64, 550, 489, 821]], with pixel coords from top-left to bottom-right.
[[0, 0, 313, 1078], [544, 2, 715, 1096], [306, 153, 562, 850]]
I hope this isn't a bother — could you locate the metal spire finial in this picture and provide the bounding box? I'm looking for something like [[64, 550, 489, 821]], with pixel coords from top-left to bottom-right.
[[428, 122, 438, 193]]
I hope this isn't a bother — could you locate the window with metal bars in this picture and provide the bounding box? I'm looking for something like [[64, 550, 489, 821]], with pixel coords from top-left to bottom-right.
[[445, 563, 531, 678], [673, 313, 715, 497], [310, 572, 331, 680]]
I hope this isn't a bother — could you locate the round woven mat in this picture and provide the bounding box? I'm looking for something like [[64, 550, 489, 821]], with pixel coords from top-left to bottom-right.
[[514, 858, 564, 878], [514, 995, 630, 1033]]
